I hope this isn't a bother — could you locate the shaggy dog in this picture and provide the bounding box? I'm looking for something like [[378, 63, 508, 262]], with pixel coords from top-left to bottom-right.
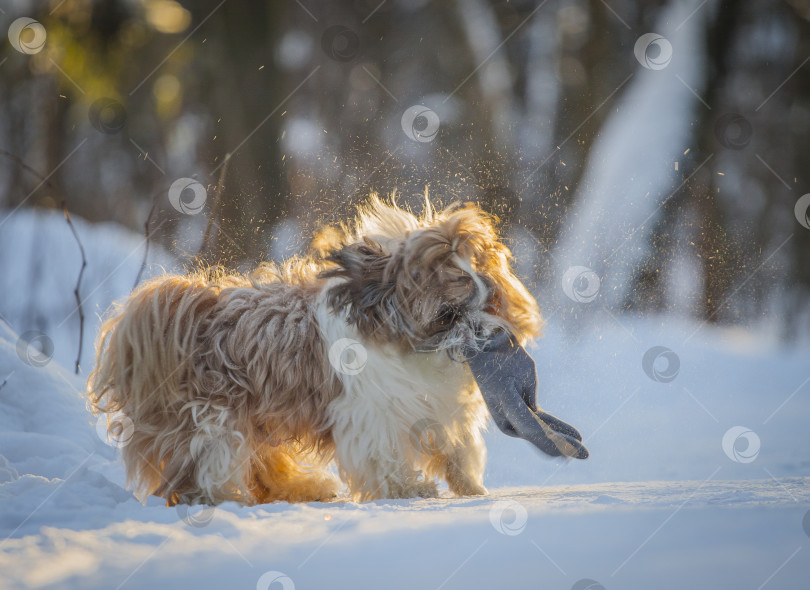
[[88, 197, 542, 505]]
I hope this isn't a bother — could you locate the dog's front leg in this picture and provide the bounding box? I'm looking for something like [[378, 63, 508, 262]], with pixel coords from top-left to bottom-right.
[[414, 392, 488, 497], [331, 416, 439, 501], [440, 429, 488, 497]]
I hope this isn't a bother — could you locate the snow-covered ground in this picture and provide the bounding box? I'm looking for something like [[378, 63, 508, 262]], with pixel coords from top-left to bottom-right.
[[2, 284, 809, 588]]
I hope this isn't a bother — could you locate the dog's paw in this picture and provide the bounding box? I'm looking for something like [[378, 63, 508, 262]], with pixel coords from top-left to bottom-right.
[[305, 473, 343, 502], [312, 484, 342, 502], [412, 480, 439, 498], [378, 479, 439, 499], [451, 481, 487, 497]]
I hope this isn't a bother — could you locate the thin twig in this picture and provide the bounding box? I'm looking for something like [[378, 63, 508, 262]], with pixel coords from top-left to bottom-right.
[[61, 201, 86, 375], [0, 149, 66, 199], [198, 156, 229, 261], [133, 188, 164, 290]]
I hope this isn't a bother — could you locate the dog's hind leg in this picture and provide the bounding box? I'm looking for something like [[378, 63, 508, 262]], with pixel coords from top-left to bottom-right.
[[142, 423, 250, 506]]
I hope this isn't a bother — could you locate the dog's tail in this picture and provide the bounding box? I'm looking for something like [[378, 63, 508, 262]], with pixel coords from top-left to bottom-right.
[[87, 273, 238, 503]]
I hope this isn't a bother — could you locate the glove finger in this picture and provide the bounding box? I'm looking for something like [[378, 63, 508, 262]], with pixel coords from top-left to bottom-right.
[[527, 423, 590, 459], [533, 409, 583, 442], [515, 408, 589, 459], [494, 381, 589, 460]]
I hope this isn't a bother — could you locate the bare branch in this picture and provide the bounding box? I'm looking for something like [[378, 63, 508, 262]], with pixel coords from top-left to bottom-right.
[[0, 149, 66, 200], [61, 201, 86, 375], [133, 188, 163, 290]]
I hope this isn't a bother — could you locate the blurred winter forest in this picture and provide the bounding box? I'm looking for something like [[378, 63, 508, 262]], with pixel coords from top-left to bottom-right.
[[2, 0, 810, 361]]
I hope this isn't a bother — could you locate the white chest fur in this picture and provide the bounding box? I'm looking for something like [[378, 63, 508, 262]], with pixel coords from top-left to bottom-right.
[[315, 286, 489, 500]]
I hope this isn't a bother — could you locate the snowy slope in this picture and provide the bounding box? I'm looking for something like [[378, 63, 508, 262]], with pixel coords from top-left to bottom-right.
[[1, 311, 809, 590]]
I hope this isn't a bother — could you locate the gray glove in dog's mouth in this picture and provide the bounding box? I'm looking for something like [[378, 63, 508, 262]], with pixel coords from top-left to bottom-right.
[[464, 331, 589, 460]]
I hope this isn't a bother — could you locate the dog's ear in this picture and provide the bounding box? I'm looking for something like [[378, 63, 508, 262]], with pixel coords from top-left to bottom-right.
[[437, 205, 544, 344], [320, 239, 402, 337]]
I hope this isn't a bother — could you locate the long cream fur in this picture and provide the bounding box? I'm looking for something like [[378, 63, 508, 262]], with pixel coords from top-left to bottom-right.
[[88, 197, 542, 505]]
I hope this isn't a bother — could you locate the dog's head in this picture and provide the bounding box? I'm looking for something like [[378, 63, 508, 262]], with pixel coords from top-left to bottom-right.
[[319, 196, 542, 354]]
